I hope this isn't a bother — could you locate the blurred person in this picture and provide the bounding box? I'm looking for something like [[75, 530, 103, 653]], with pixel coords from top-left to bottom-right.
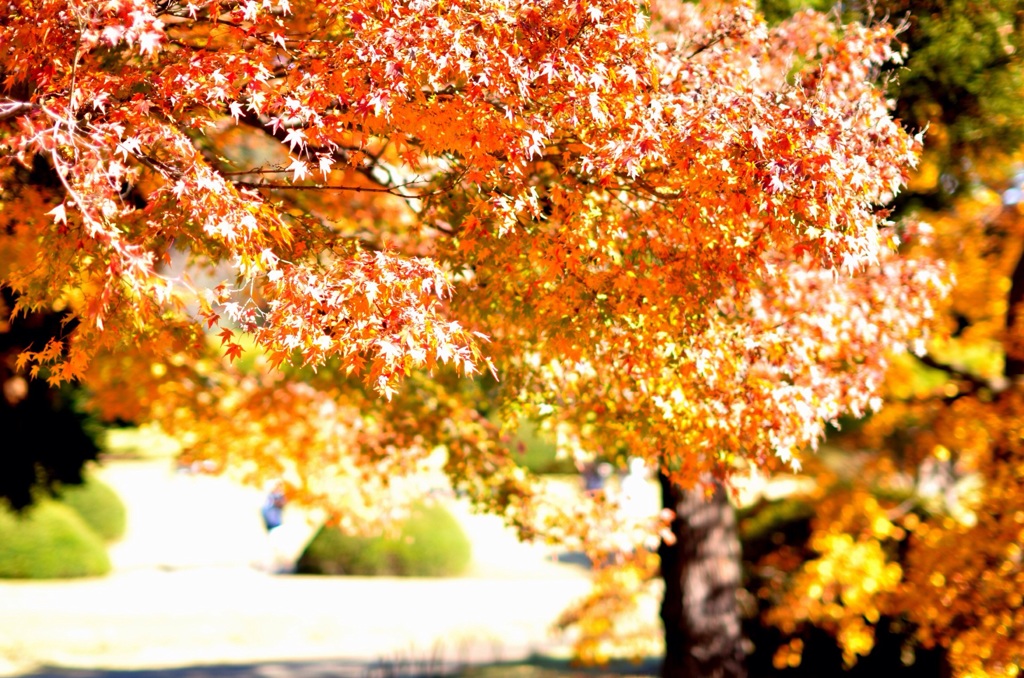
[[260, 481, 288, 573], [579, 459, 613, 494]]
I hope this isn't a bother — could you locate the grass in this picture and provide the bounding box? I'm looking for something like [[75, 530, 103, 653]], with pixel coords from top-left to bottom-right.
[[462, 656, 658, 677], [355, 650, 659, 677]]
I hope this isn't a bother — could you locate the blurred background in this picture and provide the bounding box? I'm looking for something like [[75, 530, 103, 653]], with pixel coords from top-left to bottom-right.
[[0, 424, 663, 678]]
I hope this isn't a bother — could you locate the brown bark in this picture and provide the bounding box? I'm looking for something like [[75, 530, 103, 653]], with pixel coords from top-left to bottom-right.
[[1004, 248, 1024, 380], [659, 473, 746, 678]]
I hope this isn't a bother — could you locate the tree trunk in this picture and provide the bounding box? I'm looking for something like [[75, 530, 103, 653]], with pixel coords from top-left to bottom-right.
[[659, 473, 746, 678], [1004, 247, 1024, 381]]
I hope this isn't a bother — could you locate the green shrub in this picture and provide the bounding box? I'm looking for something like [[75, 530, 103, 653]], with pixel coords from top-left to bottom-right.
[[57, 475, 127, 542], [0, 500, 111, 579], [297, 502, 471, 577]]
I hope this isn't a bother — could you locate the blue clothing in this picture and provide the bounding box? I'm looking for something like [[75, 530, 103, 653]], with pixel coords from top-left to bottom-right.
[[261, 491, 285, 531]]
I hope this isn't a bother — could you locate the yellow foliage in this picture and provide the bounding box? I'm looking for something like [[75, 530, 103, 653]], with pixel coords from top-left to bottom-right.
[[764, 489, 903, 666], [763, 180, 1024, 677], [557, 548, 664, 665]]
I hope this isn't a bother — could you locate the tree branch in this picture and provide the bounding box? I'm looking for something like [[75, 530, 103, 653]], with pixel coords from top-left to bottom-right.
[[232, 181, 410, 195], [232, 110, 392, 189], [0, 100, 36, 122], [915, 353, 997, 394]]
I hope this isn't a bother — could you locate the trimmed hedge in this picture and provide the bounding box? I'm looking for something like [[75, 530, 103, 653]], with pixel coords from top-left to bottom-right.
[[297, 502, 471, 577], [57, 475, 127, 542], [0, 500, 111, 579]]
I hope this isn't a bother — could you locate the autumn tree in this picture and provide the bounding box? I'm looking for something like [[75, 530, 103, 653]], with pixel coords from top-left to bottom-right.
[[749, 1, 1024, 676], [0, 0, 944, 675]]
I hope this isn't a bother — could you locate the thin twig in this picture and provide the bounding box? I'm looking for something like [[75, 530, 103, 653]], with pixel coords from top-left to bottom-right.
[[66, 0, 86, 119], [233, 182, 401, 193], [220, 168, 293, 175]]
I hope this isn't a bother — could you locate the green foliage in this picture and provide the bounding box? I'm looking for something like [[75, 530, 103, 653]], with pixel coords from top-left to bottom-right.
[[0, 500, 111, 579], [758, 0, 1024, 193], [57, 474, 127, 542], [893, 0, 1024, 150], [757, 0, 833, 25], [297, 502, 471, 577], [0, 375, 102, 510], [738, 498, 815, 543], [506, 420, 576, 475]]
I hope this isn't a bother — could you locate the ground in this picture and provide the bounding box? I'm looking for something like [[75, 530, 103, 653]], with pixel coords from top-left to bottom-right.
[[0, 458, 606, 677]]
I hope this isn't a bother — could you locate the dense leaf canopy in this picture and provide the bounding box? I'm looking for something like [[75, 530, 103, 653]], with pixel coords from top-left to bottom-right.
[[749, 1, 1024, 675], [1, 0, 943, 551]]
